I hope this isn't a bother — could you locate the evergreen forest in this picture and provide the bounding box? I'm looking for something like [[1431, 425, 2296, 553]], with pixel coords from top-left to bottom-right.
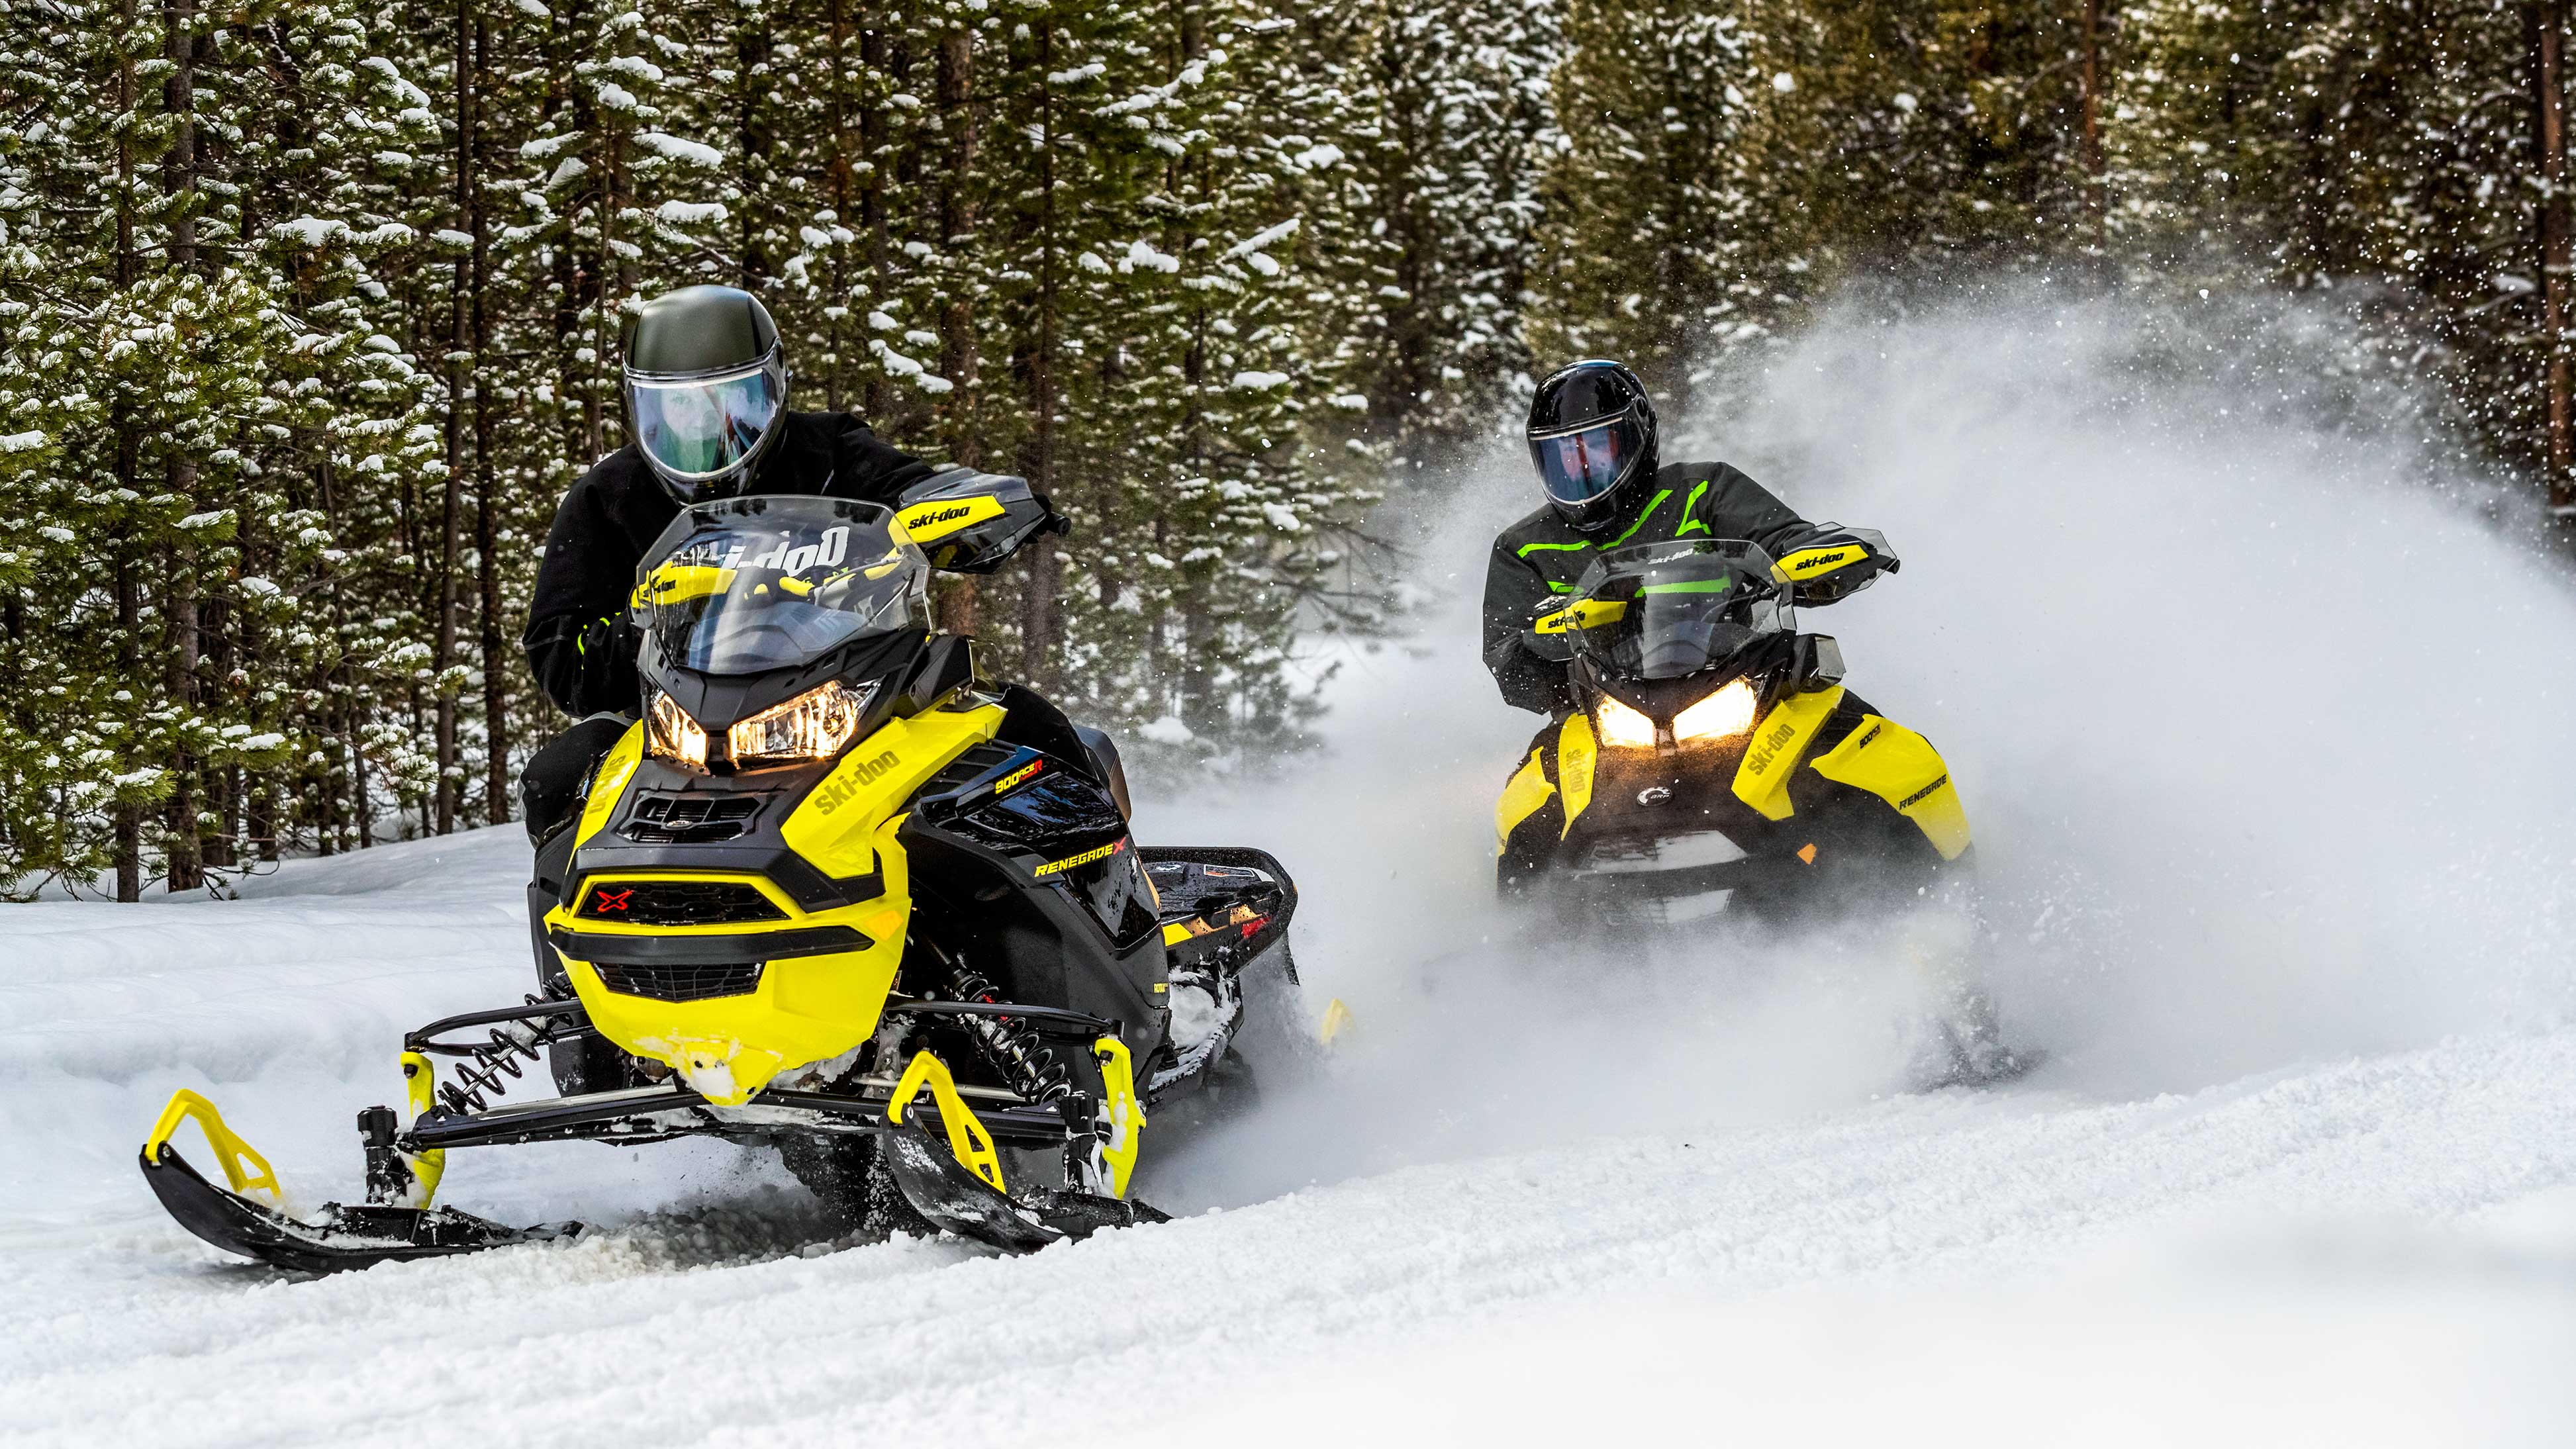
[[6, 0, 2575, 896]]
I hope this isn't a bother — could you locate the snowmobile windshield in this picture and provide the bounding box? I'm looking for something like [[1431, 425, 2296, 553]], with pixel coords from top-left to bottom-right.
[[632, 496, 929, 675], [1530, 415, 1643, 505], [1569, 539, 1787, 680]]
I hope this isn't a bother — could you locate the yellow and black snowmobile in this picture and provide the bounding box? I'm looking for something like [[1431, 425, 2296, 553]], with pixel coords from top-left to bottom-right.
[[1494, 532, 1970, 928], [139, 474, 1299, 1269]]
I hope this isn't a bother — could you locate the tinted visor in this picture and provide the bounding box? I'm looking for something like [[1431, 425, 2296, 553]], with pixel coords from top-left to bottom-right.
[[1531, 416, 1641, 505], [630, 359, 782, 484]]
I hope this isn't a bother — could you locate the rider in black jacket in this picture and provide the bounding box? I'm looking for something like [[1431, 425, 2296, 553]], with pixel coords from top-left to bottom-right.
[[516, 285, 937, 835], [523, 287, 935, 720]]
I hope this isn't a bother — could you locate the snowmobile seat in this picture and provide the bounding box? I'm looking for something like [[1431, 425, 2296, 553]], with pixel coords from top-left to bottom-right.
[[521, 712, 638, 847]]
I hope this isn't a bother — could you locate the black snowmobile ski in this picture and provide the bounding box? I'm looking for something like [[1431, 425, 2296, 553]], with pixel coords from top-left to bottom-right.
[[140, 1140, 576, 1274], [881, 1121, 1165, 1254]]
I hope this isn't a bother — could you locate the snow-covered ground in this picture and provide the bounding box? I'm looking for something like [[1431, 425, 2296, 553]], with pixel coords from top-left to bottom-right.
[[11, 294, 2576, 1446]]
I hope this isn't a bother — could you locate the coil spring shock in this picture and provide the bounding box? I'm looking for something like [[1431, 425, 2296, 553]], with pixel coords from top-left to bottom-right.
[[947, 964, 1076, 1105], [438, 995, 558, 1115]]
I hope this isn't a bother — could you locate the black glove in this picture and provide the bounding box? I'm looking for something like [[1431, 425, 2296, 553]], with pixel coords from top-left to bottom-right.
[[1772, 524, 1897, 604], [527, 612, 640, 718]]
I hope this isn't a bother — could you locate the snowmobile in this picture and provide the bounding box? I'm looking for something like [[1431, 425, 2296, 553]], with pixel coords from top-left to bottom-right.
[[1496, 531, 1969, 927], [140, 473, 1300, 1270], [1492, 533, 2019, 1084]]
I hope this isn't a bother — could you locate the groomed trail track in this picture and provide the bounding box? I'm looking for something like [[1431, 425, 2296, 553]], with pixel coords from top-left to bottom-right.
[[10, 828, 2576, 1447]]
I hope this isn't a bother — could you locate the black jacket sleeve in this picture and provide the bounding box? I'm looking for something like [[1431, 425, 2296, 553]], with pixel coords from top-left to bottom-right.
[[1481, 538, 1572, 715], [824, 414, 938, 503], [1693, 463, 1809, 553], [522, 465, 647, 720]]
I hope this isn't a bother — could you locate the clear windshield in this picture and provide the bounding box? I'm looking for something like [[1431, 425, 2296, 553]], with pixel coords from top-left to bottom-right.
[[1568, 539, 1789, 680], [632, 496, 928, 675]]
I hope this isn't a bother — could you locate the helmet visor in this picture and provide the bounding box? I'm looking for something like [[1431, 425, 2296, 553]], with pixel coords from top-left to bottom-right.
[[630, 359, 782, 485], [1531, 416, 1641, 506]]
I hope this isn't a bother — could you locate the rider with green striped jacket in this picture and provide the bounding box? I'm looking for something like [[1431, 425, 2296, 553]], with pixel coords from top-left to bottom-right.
[[1480, 359, 1889, 715]]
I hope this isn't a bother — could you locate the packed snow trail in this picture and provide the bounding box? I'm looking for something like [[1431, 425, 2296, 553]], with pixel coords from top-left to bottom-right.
[[11, 290, 2576, 1445]]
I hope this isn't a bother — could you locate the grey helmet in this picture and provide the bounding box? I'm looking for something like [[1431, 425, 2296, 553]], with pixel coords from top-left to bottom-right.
[[622, 285, 791, 505]]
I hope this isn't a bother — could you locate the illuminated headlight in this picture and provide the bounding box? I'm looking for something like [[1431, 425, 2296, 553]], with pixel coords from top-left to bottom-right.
[[1594, 696, 1659, 749], [647, 691, 707, 769], [730, 680, 875, 763], [1672, 678, 1760, 743]]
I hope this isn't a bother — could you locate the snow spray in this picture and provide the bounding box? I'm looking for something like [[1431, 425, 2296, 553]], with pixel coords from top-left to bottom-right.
[[1137, 281, 2576, 1206]]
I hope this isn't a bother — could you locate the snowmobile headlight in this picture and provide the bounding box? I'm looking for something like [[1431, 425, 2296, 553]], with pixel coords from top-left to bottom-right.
[[1672, 678, 1760, 743], [729, 680, 876, 763], [647, 690, 708, 769], [1594, 695, 1658, 749]]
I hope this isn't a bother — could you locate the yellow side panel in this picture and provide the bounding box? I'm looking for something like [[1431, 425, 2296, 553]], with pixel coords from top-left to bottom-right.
[[1492, 748, 1556, 855], [780, 702, 1005, 878], [898, 493, 1007, 543], [575, 722, 647, 848], [1809, 714, 1973, 861], [1731, 685, 1846, 822], [1556, 711, 1598, 838]]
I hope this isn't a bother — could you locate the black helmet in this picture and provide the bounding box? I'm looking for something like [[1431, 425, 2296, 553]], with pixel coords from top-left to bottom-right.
[[622, 285, 791, 505], [1526, 359, 1658, 532]]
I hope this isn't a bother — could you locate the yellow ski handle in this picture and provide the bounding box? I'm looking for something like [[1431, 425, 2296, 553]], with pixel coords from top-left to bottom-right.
[[887, 1050, 1007, 1194], [145, 1090, 285, 1207]]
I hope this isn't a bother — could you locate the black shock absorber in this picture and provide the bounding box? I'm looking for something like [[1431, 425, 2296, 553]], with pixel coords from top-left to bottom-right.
[[438, 997, 558, 1115], [946, 963, 1076, 1105]]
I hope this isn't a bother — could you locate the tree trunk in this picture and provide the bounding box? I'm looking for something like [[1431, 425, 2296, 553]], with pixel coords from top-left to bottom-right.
[[2079, 0, 2105, 243], [1020, 20, 1061, 688], [113, 0, 142, 900], [434, 0, 475, 834], [861, 21, 893, 420], [2536, 0, 2575, 512], [162, 0, 202, 892], [473, 15, 509, 825], [933, 25, 982, 639]]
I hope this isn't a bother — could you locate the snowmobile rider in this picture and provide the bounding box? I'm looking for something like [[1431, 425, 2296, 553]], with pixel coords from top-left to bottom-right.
[[1484, 359, 1891, 882], [515, 283, 1127, 843], [513, 284, 939, 838]]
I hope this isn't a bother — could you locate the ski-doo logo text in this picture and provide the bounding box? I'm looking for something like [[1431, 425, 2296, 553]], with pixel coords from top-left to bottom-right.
[[1742, 719, 1800, 776], [1794, 550, 1848, 571], [919, 504, 975, 526], [811, 751, 902, 814]]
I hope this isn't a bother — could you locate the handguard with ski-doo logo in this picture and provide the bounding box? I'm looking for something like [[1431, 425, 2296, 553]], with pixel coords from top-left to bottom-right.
[[138, 491, 1301, 1271]]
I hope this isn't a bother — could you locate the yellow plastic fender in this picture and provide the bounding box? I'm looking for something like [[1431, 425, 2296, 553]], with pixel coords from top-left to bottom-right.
[[144, 1090, 285, 1209], [888, 1050, 1006, 1193], [397, 1051, 447, 1208], [1092, 1037, 1145, 1199], [1556, 710, 1598, 837], [1731, 685, 1846, 821], [1809, 714, 1973, 860], [1492, 747, 1555, 855]]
